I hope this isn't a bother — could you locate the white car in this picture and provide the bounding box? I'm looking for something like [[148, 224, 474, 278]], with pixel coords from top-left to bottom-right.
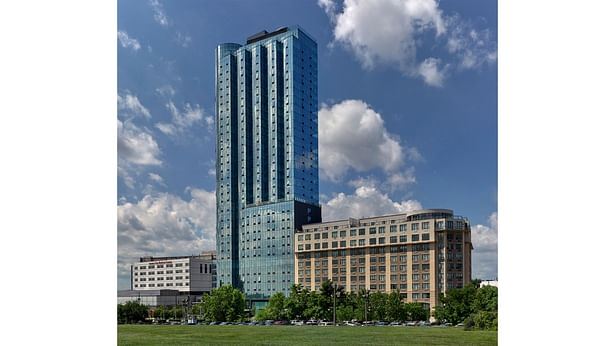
[[319, 321, 333, 326]]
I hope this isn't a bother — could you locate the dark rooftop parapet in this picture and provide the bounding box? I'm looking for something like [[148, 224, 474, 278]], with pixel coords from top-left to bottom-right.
[[246, 27, 289, 44]]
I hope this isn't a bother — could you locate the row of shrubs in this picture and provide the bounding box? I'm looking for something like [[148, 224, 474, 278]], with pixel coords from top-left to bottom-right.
[[463, 311, 498, 331]]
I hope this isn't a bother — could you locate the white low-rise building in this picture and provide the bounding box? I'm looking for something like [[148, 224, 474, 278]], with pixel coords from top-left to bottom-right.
[[131, 251, 216, 293], [480, 279, 498, 288]]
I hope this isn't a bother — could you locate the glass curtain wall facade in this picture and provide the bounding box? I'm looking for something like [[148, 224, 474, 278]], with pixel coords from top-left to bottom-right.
[[215, 26, 321, 298]]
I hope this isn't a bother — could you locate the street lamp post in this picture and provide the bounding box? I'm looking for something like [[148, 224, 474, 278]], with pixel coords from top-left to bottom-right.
[[363, 291, 370, 322], [333, 284, 337, 326], [184, 298, 189, 322]]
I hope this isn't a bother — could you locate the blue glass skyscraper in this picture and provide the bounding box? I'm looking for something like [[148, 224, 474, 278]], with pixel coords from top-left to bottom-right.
[[215, 26, 321, 298]]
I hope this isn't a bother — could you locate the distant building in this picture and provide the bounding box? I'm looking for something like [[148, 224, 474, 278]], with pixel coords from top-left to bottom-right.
[[480, 279, 498, 288], [294, 209, 473, 311], [117, 289, 196, 309], [130, 251, 216, 294]]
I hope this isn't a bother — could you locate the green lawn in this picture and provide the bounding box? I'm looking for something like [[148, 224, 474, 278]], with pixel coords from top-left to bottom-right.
[[118, 325, 497, 345]]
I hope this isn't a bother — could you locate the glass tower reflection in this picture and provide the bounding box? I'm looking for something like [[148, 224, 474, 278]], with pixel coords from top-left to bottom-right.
[[215, 26, 321, 298]]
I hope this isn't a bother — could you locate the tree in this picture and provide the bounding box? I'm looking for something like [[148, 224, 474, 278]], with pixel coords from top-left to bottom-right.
[[471, 279, 483, 289], [168, 305, 183, 320], [472, 285, 498, 312], [117, 301, 149, 324], [153, 305, 171, 319], [254, 306, 274, 321], [284, 284, 309, 320], [304, 290, 327, 320], [254, 292, 286, 321], [268, 292, 287, 320], [405, 302, 429, 321], [433, 284, 477, 324], [385, 290, 407, 322], [369, 291, 387, 321], [353, 289, 371, 321], [336, 305, 355, 322], [201, 285, 247, 322], [464, 311, 498, 331], [190, 300, 204, 316]]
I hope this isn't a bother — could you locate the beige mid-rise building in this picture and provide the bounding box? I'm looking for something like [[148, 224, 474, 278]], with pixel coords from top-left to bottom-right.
[[294, 209, 472, 311]]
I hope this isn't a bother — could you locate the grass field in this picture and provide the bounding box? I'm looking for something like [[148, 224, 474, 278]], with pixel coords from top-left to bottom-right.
[[118, 325, 497, 345]]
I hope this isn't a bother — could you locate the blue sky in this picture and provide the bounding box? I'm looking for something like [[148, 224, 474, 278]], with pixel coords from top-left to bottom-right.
[[117, 0, 498, 290]]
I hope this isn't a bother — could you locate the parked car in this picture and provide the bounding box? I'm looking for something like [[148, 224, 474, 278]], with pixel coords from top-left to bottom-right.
[[456, 323, 464, 327], [294, 320, 304, 326], [305, 320, 317, 326], [389, 322, 402, 327], [319, 321, 333, 326], [375, 321, 388, 326], [209, 322, 217, 326]]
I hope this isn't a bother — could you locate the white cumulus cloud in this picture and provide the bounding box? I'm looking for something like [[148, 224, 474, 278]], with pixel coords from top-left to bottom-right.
[[117, 120, 162, 166], [154, 123, 175, 136], [148, 172, 166, 187], [319, 99, 418, 181], [384, 170, 417, 191], [175, 31, 192, 48], [320, 0, 496, 86], [318, 0, 337, 17], [323, 185, 422, 221], [155, 85, 176, 97], [324, 0, 444, 71], [118, 166, 136, 189], [118, 91, 151, 119], [417, 57, 448, 87], [117, 187, 217, 289], [117, 30, 141, 51], [204, 115, 215, 132], [446, 15, 497, 71], [149, 0, 168, 26], [471, 211, 498, 279], [155, 102, 204, 136]]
